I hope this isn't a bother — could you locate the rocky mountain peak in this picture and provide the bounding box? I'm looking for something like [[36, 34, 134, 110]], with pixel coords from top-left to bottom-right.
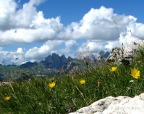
[[76, 51, 96, 61], [41, 53, 73, 69]]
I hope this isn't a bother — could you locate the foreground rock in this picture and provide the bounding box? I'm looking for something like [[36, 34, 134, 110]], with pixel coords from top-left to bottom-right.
[[70, 93, 144, 114]]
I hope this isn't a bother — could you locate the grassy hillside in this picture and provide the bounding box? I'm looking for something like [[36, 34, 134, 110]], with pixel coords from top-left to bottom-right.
[[0, 47, 144, 114]]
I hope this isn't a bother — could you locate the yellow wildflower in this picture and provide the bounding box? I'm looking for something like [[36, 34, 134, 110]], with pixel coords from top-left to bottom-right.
[[109, 66, 117, 72], [80, 79, 86, 85], [48, 82, 56, 89], [5, 96, 11, 101], [131, 68, 140, 79]]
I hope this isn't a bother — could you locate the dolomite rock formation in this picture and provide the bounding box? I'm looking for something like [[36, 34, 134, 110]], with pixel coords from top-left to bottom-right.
[[107, 40, 144, 65], [69, 93, 144, 114]]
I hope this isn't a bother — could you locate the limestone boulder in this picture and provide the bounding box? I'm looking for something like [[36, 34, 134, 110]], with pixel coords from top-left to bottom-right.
[[69, 93, 144, 114]]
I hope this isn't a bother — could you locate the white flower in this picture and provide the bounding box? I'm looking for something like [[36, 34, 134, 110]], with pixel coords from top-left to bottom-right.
[[129, 80, 134, 83]]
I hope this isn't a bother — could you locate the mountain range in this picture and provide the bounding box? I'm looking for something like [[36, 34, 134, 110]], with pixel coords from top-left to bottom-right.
[[0, 51, 110, 81]]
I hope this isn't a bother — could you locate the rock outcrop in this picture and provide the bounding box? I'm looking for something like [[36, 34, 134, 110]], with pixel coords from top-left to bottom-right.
[[70, 93, 144, 114], [76, 51, 96, 61], [107, 40, 144, 65]]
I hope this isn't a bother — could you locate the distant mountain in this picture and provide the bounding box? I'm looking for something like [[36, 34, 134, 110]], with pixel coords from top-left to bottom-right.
[[20, 62, 38, 68], [65, 51, 111, 73], [0, 74, 4, 81], [0, 52, 110, 81], [20, 53, 74, 70], [40, 53, 74, 69], [76, 51, 110, 61], [65, 59, 88, 72], [98, 51, 110, 59], [76, 51, 96, 61], [0, 53, 75, 81]]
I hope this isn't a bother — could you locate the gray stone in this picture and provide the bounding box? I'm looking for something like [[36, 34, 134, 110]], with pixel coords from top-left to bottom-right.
[[69, 93, 144, 114], [107, 40, 144, 65]]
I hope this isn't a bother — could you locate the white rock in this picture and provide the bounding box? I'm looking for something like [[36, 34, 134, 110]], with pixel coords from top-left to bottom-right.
[[69, 93, 144, 114], [107, 40, 144, 65]]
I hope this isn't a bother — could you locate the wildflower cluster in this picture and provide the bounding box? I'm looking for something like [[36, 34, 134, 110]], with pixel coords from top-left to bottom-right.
[[46, 66, 141, 90]]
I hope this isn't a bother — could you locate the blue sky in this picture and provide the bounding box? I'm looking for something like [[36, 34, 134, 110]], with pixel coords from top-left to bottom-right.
[[0, 0, 144, 65], [36, 0, 144, 24]]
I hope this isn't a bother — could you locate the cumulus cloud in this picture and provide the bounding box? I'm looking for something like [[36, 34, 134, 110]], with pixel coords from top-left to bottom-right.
[[0, 0, 63, 45], [62, 40, 78, 53], [77, 41, 105, 53], [133, 23, 144, 39], [0, 0, 17, 30], [25, 39, 79, 61], [57, 6, 143, 56], [0, 18, 62, 45], [68, 6, 144, 55], [0, 48, 25, 65], [25, 40, 64, 61], [66, 6, 137, 41], [1, 0, 144, 65]]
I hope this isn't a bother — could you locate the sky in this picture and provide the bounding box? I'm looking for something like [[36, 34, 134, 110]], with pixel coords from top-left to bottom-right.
[[0, 0, 144, 65]]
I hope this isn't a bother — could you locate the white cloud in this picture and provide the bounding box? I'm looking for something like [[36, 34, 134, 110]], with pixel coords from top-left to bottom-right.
[[64, 40, 77, 52], [68, 6, 144, 56], [0, 25, 61, 45], [0, 48, 25, 65], [0, 0, 63, 45], [77, 40, 109, 53], [0, 1, 144, 64], [25, 40, 64, 61], [0, 0, 17, 30], [105, 40, 120, 51], [29, 0, 45, 6], [69, 6, 137, 41], [17, 48, 23, 53], [133, 23, 144, 39], [2, 1, 138, 46]]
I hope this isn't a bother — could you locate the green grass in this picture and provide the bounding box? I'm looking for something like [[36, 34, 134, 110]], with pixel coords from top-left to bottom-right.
[[0, 48, 144, 114]]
